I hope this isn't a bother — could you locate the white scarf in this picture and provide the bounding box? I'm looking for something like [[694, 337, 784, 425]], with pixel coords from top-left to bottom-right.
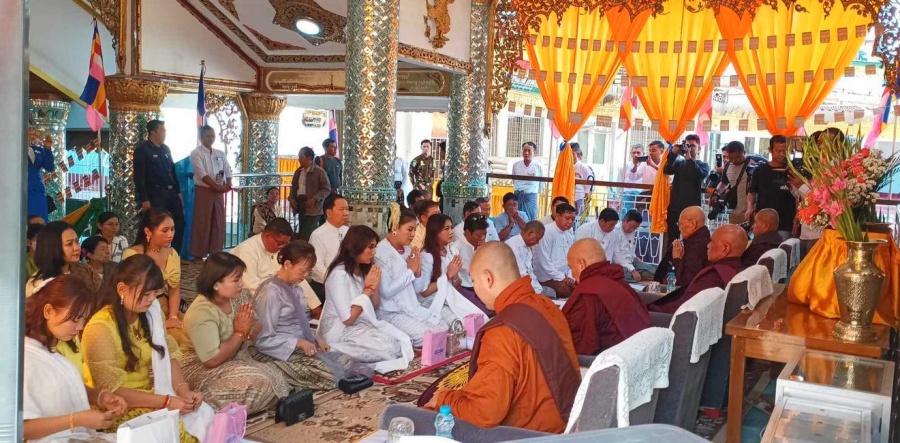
[[324, 294, 415, 373], [429, 275, 489, 326], [147, 300, 214, 441]]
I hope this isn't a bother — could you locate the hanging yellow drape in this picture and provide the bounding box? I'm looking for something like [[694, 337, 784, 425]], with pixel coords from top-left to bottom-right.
[[716, 1, 876, 136], [623, 1, 729, 143], [525, 6, 650, 204], [649, 149, 671, 234]]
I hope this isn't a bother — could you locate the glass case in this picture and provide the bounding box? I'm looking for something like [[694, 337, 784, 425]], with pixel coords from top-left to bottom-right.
[[775, 349, 893, 443], [761, 397, 871, 443]]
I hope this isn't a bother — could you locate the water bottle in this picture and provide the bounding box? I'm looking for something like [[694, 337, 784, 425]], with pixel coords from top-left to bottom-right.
[[666, 272, 677, 293], [434, 405, 455, 439]]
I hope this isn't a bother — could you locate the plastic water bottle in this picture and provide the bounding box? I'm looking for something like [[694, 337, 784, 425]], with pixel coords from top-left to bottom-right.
[[434, 405, 455, 439], [666, 272, 677, 293]]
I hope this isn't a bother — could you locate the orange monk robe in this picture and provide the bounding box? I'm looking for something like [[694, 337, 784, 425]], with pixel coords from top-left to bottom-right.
[[436, 277, 581, 433]]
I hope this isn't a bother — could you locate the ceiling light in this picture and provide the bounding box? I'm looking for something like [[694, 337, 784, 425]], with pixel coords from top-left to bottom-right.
[[295, 18, 322, 36]]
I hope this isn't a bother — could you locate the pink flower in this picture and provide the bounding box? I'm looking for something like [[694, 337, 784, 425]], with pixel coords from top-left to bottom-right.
[[830, 178, 847, 192], [861, 148, 870, 157], [823, 201, 844, 218]]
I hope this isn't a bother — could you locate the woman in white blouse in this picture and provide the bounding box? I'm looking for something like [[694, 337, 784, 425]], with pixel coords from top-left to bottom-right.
[[374, 205, 447, 346], [320, 226, 413, 373], [414, 213, 463, 326], [96, 212, 129, 263]]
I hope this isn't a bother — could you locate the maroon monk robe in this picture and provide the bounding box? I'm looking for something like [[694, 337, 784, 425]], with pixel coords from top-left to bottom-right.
[[673, 225, 711, 286], [741, 231, 783, 269], [562, 261, 651, 356], [649, 257, 743, 314]]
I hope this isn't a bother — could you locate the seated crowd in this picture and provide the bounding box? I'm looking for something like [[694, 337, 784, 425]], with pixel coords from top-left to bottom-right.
[[21, 167, 797, 440]]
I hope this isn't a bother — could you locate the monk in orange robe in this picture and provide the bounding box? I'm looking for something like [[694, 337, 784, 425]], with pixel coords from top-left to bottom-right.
[[427, 242, 581, 433]]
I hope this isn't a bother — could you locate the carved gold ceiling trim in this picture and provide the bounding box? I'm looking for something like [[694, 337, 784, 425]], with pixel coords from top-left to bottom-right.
[[424, 0, 454, 49], [218, 0, 239, 18], [269, 0, 345, 46], [245, 25, 307, 51], [76, 0, 128, 73]]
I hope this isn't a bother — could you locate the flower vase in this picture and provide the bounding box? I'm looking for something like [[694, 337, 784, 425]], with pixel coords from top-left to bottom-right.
[[832, 239, 886, 342]]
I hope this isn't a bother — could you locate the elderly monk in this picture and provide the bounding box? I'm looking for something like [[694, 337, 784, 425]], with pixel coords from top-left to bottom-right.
[[741, 208, 783, 268], [428, 242, 581, 433], [655, 206, 711, 285], [562, 238, 650, 356], [650, 224, 746, 314]]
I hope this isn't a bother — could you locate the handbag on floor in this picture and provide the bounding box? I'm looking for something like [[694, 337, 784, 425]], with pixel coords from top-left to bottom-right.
[[207, 402, 248, 443], [275, 389, 314, 427], [338, 375, 373, 394], [116, 409, 180, 443]]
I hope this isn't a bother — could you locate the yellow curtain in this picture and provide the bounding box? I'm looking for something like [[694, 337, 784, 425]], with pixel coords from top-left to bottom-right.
[[525, 6, 650, 203], [649, 149, 671, 234], [716, 1, 875, 136], [623, 1, 729, 143]]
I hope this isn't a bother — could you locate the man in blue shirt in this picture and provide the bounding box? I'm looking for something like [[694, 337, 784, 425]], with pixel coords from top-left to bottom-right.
[[494, 192, 529, 241], [133, 120, 186, 251]]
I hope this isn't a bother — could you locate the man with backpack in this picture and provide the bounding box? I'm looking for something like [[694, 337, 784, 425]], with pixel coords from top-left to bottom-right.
[[714, 140, 751, 224]]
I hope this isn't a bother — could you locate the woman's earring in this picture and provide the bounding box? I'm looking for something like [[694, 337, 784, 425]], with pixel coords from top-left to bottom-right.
[[391, 231, 398, 237], [214, 284, 219, 291], [119, 294, 124, 305], [146, 234, 151, 243]]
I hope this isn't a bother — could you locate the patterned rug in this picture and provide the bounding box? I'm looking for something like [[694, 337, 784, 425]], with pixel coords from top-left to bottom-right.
[[373, 350, 471, 385]]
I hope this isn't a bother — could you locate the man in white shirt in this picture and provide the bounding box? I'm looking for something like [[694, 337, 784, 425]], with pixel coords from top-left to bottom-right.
[[575, 208, 619, 253], [393, 154, 408, 205], [540, 196, 570, 225], [189, 125, 232, 260], [533, 203, 577, 298], [453, 214, 489, 288], [607, 209, 653, 282], [474, 197, 500, 242], [643, 142, 664, 185], [308, 193, 350, 302], [511, 142, 543, 221], [505, 220, 546, 294], [572, 143, 594, 216], [619, 144, 646, 212], [231, 218, 322, 313], [452, 201, 481, 242]]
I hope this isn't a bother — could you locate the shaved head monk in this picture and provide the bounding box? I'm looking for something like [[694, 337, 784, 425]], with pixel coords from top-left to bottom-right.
[[741, 208, 783, 268], [650, 224, 747, 314], [655, 206, 712, 285], [562, 239, 650, 355], [427, 242, 581, 432]]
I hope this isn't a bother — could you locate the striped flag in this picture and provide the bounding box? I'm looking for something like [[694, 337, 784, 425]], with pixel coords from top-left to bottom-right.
[[864, 81, 897, 148], [696, 94, 713, 145], [79, 21, 107, 132], [328, 110, 338, 146], [619, 86, 636, 131], [197, 61, 207, 127]]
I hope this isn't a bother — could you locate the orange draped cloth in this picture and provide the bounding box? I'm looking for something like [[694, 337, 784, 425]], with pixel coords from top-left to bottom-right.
[[525, 6, 650, 203], [436, 277, 580, 433], [649, 149, 671, 234], [715, 0, 875, 136], [788, 229, 900, 327]]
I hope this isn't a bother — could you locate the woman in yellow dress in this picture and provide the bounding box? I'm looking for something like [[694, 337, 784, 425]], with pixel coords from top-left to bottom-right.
[[81, 255, 214, 442], [23, 275, 127, 443], [122, 208, 183, 330]]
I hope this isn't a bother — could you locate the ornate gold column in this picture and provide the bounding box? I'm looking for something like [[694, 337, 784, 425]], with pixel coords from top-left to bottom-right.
[[240, 93, 286, 233], [342, 0, 400, 234], [105, 75, 168, 239], [441, 0, 491, 223], [28, 100, 71, 221]]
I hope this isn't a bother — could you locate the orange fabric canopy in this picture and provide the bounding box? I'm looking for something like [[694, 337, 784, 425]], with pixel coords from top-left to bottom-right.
[[715, 0, 876, 136], [525, 5, 651, 204]]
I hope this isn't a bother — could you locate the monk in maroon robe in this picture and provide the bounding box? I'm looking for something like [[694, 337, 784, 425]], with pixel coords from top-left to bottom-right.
[[650, 224, 747, 314], [563, 238, 651, 356], [741, 209, 783, 268]]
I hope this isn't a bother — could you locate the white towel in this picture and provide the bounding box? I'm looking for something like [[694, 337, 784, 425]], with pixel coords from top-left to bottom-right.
[[431, 275, 490, 325], [759, 248, 787, 283], [147, 300, 215, 442], [729, 265, 776, 310], [780, 238, 801, 269], [349, 294, 415, 373], [566, 327, 674, 431], [670, 287, 726, 363]]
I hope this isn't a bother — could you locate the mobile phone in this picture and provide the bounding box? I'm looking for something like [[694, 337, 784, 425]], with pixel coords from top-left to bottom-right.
[[715, 154, 723, 168], [637, 155, 648, 162]]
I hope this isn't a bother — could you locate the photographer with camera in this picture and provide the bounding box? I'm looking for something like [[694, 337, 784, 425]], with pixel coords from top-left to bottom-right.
[[663, 134, 709, 240], [709, 141, 751, 224], [746, 135, 797, 240]]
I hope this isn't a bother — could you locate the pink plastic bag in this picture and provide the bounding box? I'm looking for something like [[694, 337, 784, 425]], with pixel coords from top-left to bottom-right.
[[421, 329, 448, 366], [206, 402, 248, 443], [463, 313, 484, 339]]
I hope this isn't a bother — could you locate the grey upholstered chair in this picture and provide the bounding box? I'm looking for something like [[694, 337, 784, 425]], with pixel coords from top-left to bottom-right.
[[653, 311, 712, 430], [698, 280, 748, 411], [513, 424, 708, 442], [757, 256, 775, 279], [379, 404, 549, 442], [567, 366, 660, 432], [779, 243, 793, 268]]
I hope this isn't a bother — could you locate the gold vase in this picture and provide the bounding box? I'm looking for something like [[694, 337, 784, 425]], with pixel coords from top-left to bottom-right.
[[832, 239, 886, 342]]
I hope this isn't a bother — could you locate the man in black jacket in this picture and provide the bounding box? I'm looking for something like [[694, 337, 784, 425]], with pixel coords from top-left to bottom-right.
[[663, 134, 710, 240], [133, 119, 186, 251]]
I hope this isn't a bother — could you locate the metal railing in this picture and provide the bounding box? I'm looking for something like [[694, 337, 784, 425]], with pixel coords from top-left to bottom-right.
[[223, 173, 297, 249]]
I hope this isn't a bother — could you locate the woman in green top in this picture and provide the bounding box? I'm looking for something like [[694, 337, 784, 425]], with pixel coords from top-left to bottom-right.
[[181, 252, 290, 414]]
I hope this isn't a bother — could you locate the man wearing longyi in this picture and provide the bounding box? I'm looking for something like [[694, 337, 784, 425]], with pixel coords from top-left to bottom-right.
[[426, 242, 581, 433]]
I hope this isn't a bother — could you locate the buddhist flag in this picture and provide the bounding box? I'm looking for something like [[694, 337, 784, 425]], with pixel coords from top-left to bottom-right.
[[197, 61, 207, 128], [619, 86, 636, 131], [328, 110, 338, 146], [864, 81, 897, 148], [696, 94, 713, 145], [79, 21, 107, 132]]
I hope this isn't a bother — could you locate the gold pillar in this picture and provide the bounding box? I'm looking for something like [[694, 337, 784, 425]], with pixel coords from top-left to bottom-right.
[[105, 75, 168, 240], [28, 99, 71, 221]]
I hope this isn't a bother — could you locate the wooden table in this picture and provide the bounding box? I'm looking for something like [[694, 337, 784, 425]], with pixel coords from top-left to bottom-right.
[[724, 286, 892, 443]]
